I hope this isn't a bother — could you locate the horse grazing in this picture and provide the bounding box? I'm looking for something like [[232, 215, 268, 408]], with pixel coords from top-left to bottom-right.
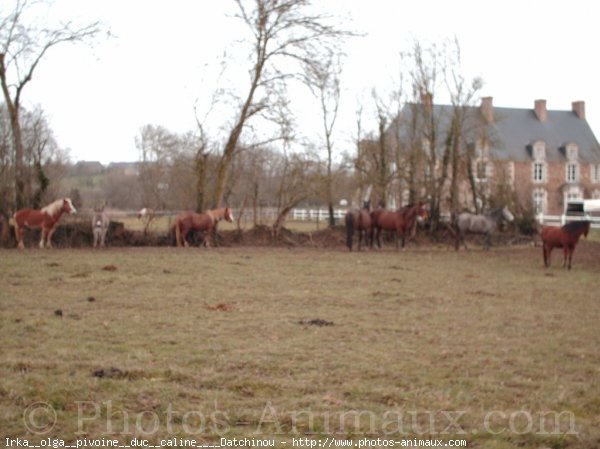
[[92, 207, 109, 248], [455, 206, 514, 251], [13, 198, 77, 249], [371, 203, 429, 250], [541, 220, 590, 270], [345, 201, 372, 251], [174, 207, 234, 247]]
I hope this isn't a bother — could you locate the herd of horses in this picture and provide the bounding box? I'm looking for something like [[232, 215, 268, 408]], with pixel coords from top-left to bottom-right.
[[9, 197, 593, 269]]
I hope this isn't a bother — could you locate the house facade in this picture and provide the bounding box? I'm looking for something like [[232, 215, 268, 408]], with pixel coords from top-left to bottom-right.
[[472, 98, 600, 214], [386, 97, 600, 216]]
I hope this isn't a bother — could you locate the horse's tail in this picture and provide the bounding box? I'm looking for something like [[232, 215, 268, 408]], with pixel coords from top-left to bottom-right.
[[174, 218, 181, 247], [345, 212, 354, 251]]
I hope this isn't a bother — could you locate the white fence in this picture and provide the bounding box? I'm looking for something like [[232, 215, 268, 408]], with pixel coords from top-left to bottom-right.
[[291, 208, 347, 221], [537, 214, 600, 228]]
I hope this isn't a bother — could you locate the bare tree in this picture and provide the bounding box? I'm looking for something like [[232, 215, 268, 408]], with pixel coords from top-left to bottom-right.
[[210, 0, 349, 208], [301, 51, 342, 226], [0, 0, 103, 209], [443, 39, 483, 215], [137, 125, 179, 209]]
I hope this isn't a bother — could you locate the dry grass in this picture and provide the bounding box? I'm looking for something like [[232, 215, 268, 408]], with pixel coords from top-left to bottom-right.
[[1, 243, 599, 448]]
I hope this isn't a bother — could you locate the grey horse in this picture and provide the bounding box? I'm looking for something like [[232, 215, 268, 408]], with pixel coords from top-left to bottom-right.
[[455, 206, 514, 250], [92, 208, 109, 248]]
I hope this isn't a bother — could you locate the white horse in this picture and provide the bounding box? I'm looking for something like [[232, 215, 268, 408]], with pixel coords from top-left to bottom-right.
[[455, 206, 514, 250], [92, 208, 109, 248]]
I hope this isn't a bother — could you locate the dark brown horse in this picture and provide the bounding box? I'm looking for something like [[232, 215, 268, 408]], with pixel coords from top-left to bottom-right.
[[13, 198, 77, 249], [174, 207, 234, 247], [345, 201, 372, 251], [371, 203, 429, 250], [541, 220, 590, 270]]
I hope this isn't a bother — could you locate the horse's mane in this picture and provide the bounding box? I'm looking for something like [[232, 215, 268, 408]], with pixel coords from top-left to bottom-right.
[[41, 199, 65, 216], [563, 220, 591, 234]]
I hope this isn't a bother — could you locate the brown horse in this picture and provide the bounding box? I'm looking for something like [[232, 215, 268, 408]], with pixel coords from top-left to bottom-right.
[[174, 207, 234, 247], [345, 201, 372, 251], [371, 203, 429, 250], [541, 220, 590, 270], [13, 198, 77, 249]]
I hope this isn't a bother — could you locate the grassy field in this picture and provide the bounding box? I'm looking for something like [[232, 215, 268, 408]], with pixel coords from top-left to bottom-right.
[[1, 243, 599, 448]]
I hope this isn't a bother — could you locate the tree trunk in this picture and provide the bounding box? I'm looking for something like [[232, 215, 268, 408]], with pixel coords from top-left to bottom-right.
[[195, 152, 208, 212]]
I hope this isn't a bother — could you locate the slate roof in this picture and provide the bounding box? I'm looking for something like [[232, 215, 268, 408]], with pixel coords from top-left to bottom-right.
[[397, 103, 600, 163]]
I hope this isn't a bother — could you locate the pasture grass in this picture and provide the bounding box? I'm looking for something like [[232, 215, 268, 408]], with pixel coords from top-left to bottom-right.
[[1, 243, 599, 448]]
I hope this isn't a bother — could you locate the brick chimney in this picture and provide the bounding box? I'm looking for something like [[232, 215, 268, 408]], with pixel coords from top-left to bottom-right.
[[572, 101, 585, 120], [534, 99, 547, 122], [480, 96, 494, 124]]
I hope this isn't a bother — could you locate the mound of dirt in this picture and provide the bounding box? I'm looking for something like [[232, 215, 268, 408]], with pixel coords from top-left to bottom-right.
[[3, 220, 536, 250]]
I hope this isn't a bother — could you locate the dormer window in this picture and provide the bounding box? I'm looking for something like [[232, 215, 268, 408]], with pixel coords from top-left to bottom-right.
[[565, 143, 579, 183], [565, 143, 578, 161], [533, 141, 546, 161]]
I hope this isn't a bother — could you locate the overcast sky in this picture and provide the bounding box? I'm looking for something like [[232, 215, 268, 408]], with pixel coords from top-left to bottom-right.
[[10, 0, 600, 164]]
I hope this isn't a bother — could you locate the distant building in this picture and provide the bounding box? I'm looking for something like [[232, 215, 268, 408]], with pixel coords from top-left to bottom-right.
[[388, 98, 600, 215], [72, 161, 104, 176], [473, 98, 600, 214], [107, 162, 139, 177]]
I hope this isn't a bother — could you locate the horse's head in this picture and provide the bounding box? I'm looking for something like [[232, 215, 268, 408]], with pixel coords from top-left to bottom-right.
[[137, 208, 147, 219], [224, 207, 234, 223], [63, 198, 77, 214], [502, 206, 515, 223]]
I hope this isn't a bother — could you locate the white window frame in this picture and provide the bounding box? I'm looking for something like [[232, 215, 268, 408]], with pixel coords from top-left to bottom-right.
[[533, 189, 546, 214], [592, 164, 600, 183], [566, 162, 578, 183], [564, 186, 582, 206], [533, 162, 546, 183]]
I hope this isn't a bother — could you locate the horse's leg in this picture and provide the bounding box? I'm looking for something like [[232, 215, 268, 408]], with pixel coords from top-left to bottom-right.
[[46, 226, 57, 248], [568, 245, 574, 270], [39, 227, 47, 248], [101, 230, 107, 247], [15, 225, 24, 249], [543, 244, 548, 267], [562, 247, 568, 269], [203, 225, 212, 248]]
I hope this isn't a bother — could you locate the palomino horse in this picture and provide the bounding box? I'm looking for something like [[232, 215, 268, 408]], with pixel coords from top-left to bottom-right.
[[345, 201, 372, 251], [174, 207, 234, 247], [455, 206, 514, 250], [92, 207, 109, 248], [371, 203, 429, 250], [13, 198, 77, 249], [541, 220, 590, 270]]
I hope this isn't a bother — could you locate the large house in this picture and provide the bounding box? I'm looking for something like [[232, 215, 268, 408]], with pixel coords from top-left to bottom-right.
[[389, 97, 600, 215], [474, 98, 600, 215]]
